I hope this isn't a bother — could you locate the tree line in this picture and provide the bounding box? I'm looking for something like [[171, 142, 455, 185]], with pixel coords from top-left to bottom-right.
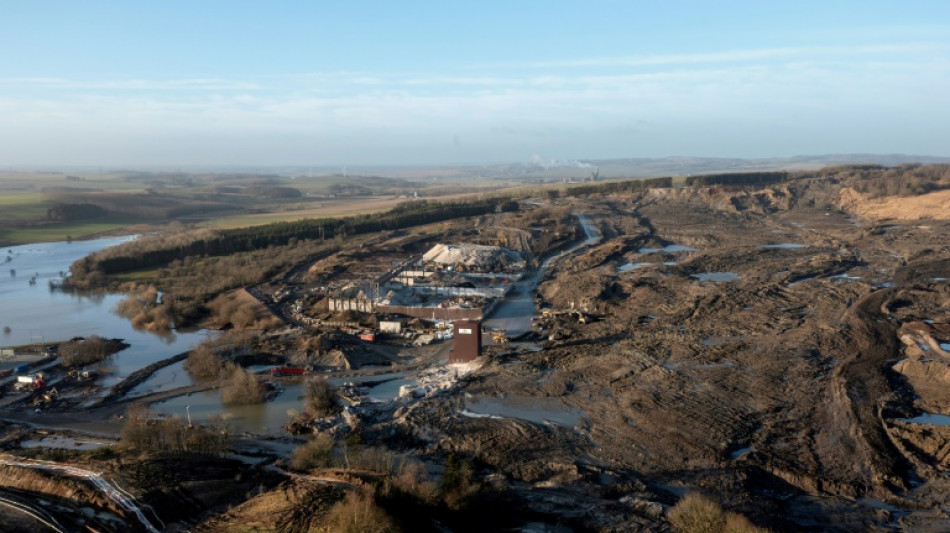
[[554, 176, 674, 198], [683, 172, 788, 187], [69, 197, 519, 280]]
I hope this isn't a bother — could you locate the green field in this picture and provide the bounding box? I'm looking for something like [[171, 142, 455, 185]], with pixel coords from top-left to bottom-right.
[[0, 214, 142, 245], [0, 169, 536, 245]]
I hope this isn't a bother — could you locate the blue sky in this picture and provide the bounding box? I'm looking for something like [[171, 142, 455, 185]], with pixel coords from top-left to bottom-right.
[[1, 1, 948, 166]]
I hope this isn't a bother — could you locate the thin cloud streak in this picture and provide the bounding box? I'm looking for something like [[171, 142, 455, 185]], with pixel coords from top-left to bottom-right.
[[1, 77, 262, 91], [471, 43, 944, 69], [0, 43, 946, 165]]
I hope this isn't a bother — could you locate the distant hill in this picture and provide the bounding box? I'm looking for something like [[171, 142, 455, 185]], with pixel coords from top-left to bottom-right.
[[298, 153, 950, 182]]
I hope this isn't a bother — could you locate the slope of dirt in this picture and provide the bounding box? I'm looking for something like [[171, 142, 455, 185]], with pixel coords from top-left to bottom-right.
[[386, 185, 950, 531], [838, 188, 950, 221]]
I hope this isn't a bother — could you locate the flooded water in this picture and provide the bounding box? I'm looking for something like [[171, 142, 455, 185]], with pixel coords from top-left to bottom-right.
[[463, 397, 585, 427], [761, 243, 807, 249], [618, 262, 651, 272], [0, 237, 209, 387], [365, 377, 418, 401], [900, 412, 950, 427], [484, 214, 598, 337], [20, 435, 113, 451], [126, 360, 196, 397], [639, 244, 696, 253], [830, 272, 861, 281], [691, 272, 740, 282], [729, 447, 752, 460], [150, 382, 306, 435]]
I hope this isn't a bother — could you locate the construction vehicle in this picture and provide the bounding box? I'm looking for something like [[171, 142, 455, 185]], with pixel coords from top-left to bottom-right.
[[68, 369, 97, 381], [39, 387, 58, 406], [16, 374, 46, 391], [488, 328, 509, 344]]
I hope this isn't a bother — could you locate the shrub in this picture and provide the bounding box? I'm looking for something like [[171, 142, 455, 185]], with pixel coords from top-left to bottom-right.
[[325, 490, 400, 533], [669, 493, 725, 533], [58, 335, 124, 367], [221, 365, 266, 405], [183, 343, 223, 379], [723, 512, 771, 533], [114, 284, 173, 333], [388, 458, 438, 503], [441, 453, 477, 510], [347, 445, 398, 474], [120, 405, 228, 454], [289, 433, 335, 471], [304, 377, 338, 418]]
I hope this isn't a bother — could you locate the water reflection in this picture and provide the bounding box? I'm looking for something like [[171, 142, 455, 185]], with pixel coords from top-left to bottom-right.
[[0, 237, 208, 386]]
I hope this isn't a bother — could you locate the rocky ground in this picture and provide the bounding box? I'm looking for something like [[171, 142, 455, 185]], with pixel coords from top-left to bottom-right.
[[1, 173, 948, 532], [374, 180, 950, 531]]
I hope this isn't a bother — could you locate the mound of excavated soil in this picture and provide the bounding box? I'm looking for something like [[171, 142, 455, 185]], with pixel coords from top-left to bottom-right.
[[838, 187, 950, 220]]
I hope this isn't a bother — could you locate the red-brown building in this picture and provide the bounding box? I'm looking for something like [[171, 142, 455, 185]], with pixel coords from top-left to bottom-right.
[[450, 319, 482, 363]]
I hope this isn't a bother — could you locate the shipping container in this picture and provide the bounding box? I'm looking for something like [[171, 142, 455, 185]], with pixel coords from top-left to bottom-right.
[[14, 363, 29, 373], [270, 367, 307, 377]]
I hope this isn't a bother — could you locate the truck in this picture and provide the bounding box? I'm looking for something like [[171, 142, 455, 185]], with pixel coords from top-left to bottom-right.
[[270, 366, 307, 377], [15, 374, 46, 390]]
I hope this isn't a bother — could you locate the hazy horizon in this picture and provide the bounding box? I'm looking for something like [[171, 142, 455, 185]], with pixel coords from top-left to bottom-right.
[[2, 1, 948, 166]]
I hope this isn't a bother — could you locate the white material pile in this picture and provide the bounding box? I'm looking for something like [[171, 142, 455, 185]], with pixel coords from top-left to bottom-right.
[[422, 243, 524, 270]]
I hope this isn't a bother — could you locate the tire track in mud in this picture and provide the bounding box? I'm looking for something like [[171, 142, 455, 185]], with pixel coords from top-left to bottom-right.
[[828, 287, 912, 493], [0, 456, 163, 533], [0, 491, 69, 533]]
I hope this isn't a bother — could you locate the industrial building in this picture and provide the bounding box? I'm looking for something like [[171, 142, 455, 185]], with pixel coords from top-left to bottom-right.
[[450, 319, 482, 363]]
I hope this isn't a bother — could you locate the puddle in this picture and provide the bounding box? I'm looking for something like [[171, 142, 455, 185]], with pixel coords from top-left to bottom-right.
[[691, 272, 739, 282], [460, 409, 503, 420], [365, 377, 418, 402], [730, 447, 752, 460], [618, 262, 651, 272], [830, 272, 861, 281], [20, 435, 114, 451], [940, 343, 950, 351], [663, 261, 677, 266], [326, 371, 417, 402], [639, 245, 696, 254], [463, 397, 584, 427], [899, 412, 950, 426], [761, 243, 806, 249], [329, 371, 409, 388], [858, 498, 903, 513]]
